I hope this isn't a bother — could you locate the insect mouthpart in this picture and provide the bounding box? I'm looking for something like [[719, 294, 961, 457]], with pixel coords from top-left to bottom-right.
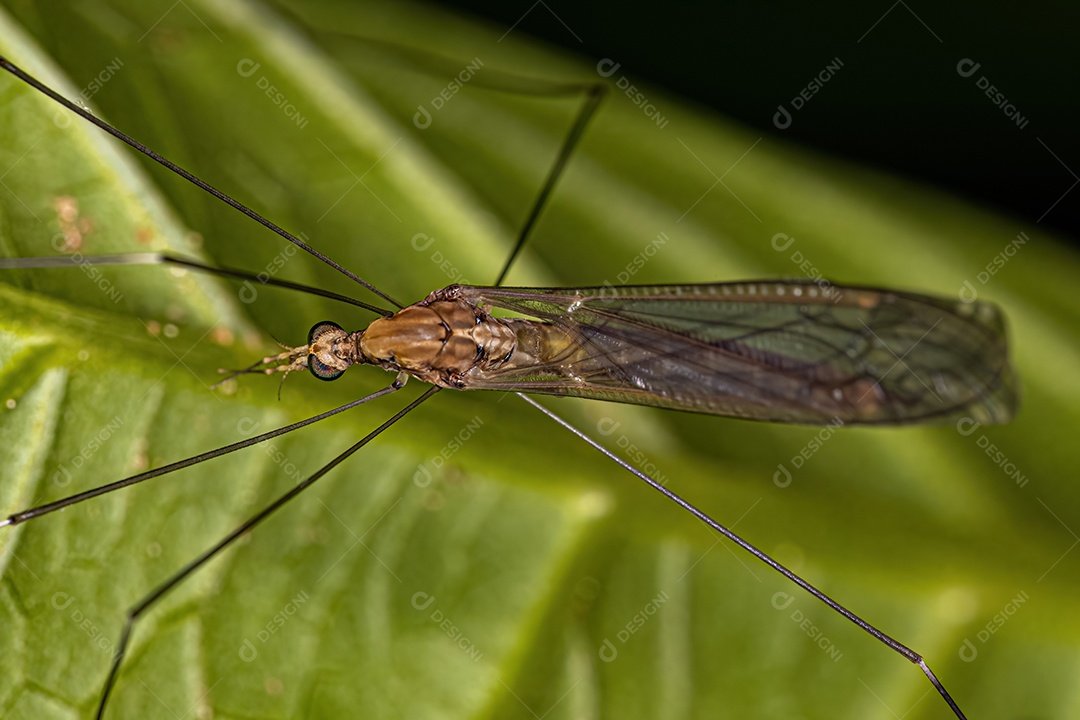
[[215, 320, 365, 386], [306, 320, 356, 381]]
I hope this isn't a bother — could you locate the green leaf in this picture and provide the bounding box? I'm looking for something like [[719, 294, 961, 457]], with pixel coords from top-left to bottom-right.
[[1, 1, 1078, 719]]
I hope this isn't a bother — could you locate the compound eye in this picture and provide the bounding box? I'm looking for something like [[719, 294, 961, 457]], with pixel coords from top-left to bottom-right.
[[307, 321, 346, 381], [309, 321, 344, 345], [309, 356, 344, 381]]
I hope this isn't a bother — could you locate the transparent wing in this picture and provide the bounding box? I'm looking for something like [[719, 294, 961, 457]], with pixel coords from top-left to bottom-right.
[[452, 282, 1017, 425]]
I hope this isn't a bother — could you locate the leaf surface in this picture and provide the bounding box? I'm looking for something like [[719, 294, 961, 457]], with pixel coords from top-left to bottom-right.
[[0, 1, 1077, 719]]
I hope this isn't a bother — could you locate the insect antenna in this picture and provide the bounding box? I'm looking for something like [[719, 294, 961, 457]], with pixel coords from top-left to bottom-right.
[[0, 35, 980, 720], [0, 252, 395, 316], [0, 56, 402, 310], [0, 50, 607, 719]]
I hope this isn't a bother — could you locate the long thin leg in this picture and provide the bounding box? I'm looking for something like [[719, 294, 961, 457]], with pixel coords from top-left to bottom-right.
[[1, 382, 406, 528], [494, 83, 606, 287], [0, 253, 392, 316], [516, 393, 968, 720], [94, 385, 440, 719], [480, 36, 962, 720], [347, 40, 608, 287], [0, 56, 401, 310], [468, 54, 973, 719]]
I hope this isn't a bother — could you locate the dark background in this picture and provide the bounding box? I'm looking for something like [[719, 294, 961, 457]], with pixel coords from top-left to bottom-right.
[[436, 1, 1079, 245]]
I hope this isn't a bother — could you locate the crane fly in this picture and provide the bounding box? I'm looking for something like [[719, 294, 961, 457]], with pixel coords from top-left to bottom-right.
[[0, 7, 1017, 720], [242, 282, 1011, 425]]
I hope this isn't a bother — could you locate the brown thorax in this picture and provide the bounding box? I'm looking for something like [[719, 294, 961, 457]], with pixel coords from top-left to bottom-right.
[[224, 291, 520, 389]]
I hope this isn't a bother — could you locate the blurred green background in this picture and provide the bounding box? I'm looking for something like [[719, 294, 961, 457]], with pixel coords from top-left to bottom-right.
[[440, 1, 1080, 241], [0, 1, 1077, 719]]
